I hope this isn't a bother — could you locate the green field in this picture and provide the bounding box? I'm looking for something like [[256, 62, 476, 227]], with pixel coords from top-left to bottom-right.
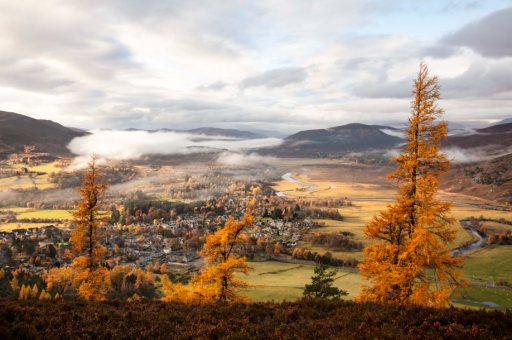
[[453, 286, 512, 310], [294, 201, 474, 261], [16, 209, 73, 220], [0, 173, 57, 191], [237, 260, 363, 302], [0, 222, 54, 232], [0, 206, 31, 213], [461, 245, 512, 283]]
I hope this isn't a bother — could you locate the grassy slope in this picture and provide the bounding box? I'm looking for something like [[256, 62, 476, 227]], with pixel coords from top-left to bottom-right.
[[239, 260, 363, 302], [461, 245, 512, 283]]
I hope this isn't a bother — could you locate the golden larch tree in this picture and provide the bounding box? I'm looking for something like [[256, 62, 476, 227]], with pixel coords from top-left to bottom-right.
[[357, 61, 466, 308], [70, 155, 110, 301], [162, 213, 260, 304]]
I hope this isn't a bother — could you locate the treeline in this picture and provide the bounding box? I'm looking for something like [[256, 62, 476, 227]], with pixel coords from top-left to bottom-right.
[[302, 231, 362, 251], [291, 249, 359, 268], [123, 199, 208, 216], [2, 299, 510, 339], [304, 207, 343, 220], [467, 216, 512, 245]]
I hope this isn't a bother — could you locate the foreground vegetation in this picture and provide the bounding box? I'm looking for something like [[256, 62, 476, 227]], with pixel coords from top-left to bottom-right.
[[0, 299, 510, 339]]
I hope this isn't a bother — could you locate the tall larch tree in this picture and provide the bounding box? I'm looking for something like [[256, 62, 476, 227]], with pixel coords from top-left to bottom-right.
[[70, 155, 110, 301], [162, 213, 261, 304], [357, 61, 466, 308]]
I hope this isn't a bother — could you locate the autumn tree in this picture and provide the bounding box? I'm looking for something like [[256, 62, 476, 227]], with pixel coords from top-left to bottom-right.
[[162, 213, 260, 304], [160, 264, 167, 274], [10, 276, 19, 292], [357, 62, 466, 308], [70, 155, 110, 301]]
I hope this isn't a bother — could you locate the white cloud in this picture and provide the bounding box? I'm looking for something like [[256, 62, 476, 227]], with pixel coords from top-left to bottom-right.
[[0, 1, 510, 133], [215, 152, 275, 166], [66, 130, 282, 168], [380, 129, 404, 138]]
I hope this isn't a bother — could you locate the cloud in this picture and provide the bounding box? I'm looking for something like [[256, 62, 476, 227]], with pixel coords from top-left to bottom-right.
[[442, 147, 508, 163], [196, 81, 229, 91], [66, 130, 282, 168], [239, 67, 307, 89], [380, 129, 404, 138], [352, 78, 411, 99], [441, 60, 512, 98], [442, 6, 512, 58], [215, 151, 275, 166]]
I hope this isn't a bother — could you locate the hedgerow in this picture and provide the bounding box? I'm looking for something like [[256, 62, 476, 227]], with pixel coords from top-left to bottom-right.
[[0, 299, 511, 339]]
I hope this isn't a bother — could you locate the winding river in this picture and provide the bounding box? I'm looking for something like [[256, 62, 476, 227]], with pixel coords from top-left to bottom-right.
[[452, 221, 487, 257]]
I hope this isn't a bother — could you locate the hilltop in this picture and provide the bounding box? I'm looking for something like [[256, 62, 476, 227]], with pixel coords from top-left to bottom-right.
[[259, 123, 403, 157], [1, 299, 510, 339], [443, 123, 512, 153], [0, 110, 87, 158]]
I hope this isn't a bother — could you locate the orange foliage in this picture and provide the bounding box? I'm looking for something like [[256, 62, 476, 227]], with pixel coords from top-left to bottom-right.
[[162, 213, 261, 304], [70, 155, 110, 301], [357, 62, 466, 308]]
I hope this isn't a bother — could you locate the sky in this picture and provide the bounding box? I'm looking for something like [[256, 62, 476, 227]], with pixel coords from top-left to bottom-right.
[[0, 0, 511, 135]]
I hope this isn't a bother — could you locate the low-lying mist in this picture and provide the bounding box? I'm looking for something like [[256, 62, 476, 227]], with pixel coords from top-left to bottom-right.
[[385, 146, 511, 163], [67, 130, 282, 169]]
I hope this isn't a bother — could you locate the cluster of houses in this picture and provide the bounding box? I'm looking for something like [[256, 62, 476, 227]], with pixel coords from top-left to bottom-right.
[[249, 219, 317, 241], [1, 194, 324, 271], [0, 225, 58, 241]]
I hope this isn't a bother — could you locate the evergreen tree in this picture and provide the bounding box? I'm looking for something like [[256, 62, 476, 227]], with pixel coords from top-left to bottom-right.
[[303, 265, 347, 300]]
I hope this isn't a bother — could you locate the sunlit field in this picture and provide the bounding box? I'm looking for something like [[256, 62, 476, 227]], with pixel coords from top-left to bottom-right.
[[238, 260, 363, 302]]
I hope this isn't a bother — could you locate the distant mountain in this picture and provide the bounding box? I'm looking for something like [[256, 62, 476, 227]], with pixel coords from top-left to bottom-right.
[[124, 127, 267, 139], [186, 127, 267, 139], [67, 127, 88, 133], [444, 122, 512, 150], [0, 110, 88, 157], [247, 128, 288, 139], [259, 123, 403, 157], [490, 118, 512, 127]]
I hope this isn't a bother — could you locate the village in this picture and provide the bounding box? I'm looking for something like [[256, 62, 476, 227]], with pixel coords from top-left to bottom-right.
[[0, 193, 328, 278]]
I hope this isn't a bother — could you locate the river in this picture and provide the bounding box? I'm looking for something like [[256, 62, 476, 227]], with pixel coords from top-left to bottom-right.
[[452, 221, 487, 257]]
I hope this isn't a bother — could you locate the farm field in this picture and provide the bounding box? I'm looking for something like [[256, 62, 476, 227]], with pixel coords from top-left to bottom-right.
[[460, 245, 512, 284], [0, 173, 57, 190], [453, 286, 512, 310], [17, 209, 73, 220], [0, 206, 31, 213], [237, 260, 363, 302], [480, 221, 512, 233], [0, 222, 54, 232]]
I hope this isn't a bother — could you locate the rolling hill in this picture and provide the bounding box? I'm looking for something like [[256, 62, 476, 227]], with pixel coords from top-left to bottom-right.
[[0, 110, 88, 158], [444, 122, 512, 152], [259, 123, 403, 157]]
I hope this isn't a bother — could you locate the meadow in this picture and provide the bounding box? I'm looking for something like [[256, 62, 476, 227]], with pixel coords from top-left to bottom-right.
[[460, 245, 512, 284], [16, 209, 73, 220], [237, 260, 363, 302], [0, 222, 54, 232]]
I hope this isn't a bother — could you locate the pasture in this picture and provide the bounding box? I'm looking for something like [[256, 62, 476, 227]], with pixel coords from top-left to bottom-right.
[[17, 209, 73, 220], [0, 222, 54, 232], [453, 286, 512, 310], [238, 260, 363, 302], [460, 245, 512, 284]]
